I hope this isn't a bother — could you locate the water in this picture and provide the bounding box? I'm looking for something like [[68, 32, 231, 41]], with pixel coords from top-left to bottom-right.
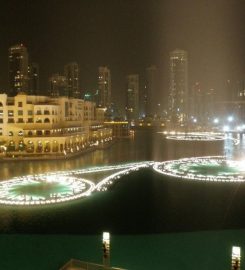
[[0, 130, 229, 180], [1, 130, 245, 270], [0, 130, 245, 233]]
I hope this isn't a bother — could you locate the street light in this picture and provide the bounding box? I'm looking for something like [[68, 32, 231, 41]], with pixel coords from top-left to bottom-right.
[[232, 246, 241, 270], [213, 118, 219, 124], [228, 116, 234, 122], [102, 232, 110, 267]]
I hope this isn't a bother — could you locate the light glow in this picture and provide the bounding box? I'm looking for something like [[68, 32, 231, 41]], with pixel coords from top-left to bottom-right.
[[153, 156, 245, 182], [162, 131, 225, 141]]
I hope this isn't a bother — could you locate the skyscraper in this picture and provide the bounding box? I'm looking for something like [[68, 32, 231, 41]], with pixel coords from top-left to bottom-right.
[[126, 74, 139, 121], [8, 44, 29, 96], [49, 74, 68, 97], [145, 65, 158, 117], [190, 82, 204, 124], [64, 62, 80, 98], [168, 49, 188, 125], [98, 66, 111, 108], [28, 62, 39, 95]]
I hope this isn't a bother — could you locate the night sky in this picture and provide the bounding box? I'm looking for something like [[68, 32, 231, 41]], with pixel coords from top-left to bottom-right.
[[0, 0, 245, 106]]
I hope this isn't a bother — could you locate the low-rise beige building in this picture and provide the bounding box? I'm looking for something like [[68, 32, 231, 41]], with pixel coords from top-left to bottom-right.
[[0, 93, 113, 159]]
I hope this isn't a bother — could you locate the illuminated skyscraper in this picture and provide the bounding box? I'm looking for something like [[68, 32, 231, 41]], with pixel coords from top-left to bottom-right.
[[126, 74, 139, 121], [145, 65, 158, 116], [8, 44, 29, 96], [64, 62, 80, 98], [168, 49, 188, 125], [49, 74, 68, 97], [190, 82, 204, 123], [28, 62, 39, 95], [98, 66, 111, 108]]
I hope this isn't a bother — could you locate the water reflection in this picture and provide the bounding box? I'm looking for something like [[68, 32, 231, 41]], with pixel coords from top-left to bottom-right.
[[0, 130, 243, 181]]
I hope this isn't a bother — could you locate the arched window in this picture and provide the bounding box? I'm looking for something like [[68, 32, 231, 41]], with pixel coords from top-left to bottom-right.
[[18, 140, 25, 151], [26, 141, 34, 153], [28, 131, 33, 136], [7, 140, 15, 151], [44, 141, 51, 152], [44, 130, 50, 136], [44, 118, 50, 123], [36, 141, 43, 153], [0, 102, 3, 107], [36, 130, 43, 136], [52, 141, 59, 152]]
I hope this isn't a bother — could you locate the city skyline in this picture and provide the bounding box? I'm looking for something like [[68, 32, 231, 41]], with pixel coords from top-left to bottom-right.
[[0, 0, 245, 108], [1, 2, 245, 270]]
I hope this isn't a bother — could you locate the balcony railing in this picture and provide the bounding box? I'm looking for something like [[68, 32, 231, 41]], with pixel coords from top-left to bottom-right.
[[60, 259, 126, 270]]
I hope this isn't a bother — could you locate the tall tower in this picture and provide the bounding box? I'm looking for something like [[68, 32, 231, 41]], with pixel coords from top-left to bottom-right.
[[28, 62, 39, 95], [98, 66, 111, 108], [49, 74, 68, 97], [8, 44, 29, 96], [145, 65, 158, 117], [31, 63, 39, 95], [126, 74, 139, 121], [168, 49, 188, 125], [64, 62, 80, 98]]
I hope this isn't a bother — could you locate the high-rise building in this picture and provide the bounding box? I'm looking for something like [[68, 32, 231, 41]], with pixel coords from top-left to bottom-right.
[[205, 88, 216, 120], [168, 49, 188, 125], [8, 44, 29, 96], [125, 74, 139, 121], [190, 82, 204, 123], [49, 74, 68, 97], [233, 80, 245, 101], [28, 62, 39, 95], [98, 66, 111, 108], [64, 62, 80, 98], [145, 65, 158, 117]]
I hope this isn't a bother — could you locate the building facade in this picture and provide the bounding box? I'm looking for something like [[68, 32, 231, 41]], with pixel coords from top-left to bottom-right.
[[98, 66, 111, 108], [49, 74, 68, 97], [64, 62, 80, 98], [125, 74, 139, 122], [0, 93, 112, 158], [28, 62, 39, 95], [145, 65, 158, 117], [168, 49, 188, 126], [8, 44, 29, 96]]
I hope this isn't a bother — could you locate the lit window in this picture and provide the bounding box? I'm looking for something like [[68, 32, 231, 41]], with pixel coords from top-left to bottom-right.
[[8, 110, 14, 117]]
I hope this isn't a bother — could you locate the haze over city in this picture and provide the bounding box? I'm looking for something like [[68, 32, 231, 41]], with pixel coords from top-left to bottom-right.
[[1, 0, 245, 108], [1, 1, 245, 270]]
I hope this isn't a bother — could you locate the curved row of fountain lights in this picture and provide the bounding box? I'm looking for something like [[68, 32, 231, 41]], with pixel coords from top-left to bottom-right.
[[1, 155, 245, 206], [153, 156, 245, 182], [161, 131, 240, 145], [0, 162, 151, 206]]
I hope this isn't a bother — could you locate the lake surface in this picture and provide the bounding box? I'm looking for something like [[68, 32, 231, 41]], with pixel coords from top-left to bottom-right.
[[1, 130, 239, 180], [1, 130, 245, 270], [0, 130, 245, 234]]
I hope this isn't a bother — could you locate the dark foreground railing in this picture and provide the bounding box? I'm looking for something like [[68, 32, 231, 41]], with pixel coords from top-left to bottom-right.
[[60, 259, 126, 270]]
